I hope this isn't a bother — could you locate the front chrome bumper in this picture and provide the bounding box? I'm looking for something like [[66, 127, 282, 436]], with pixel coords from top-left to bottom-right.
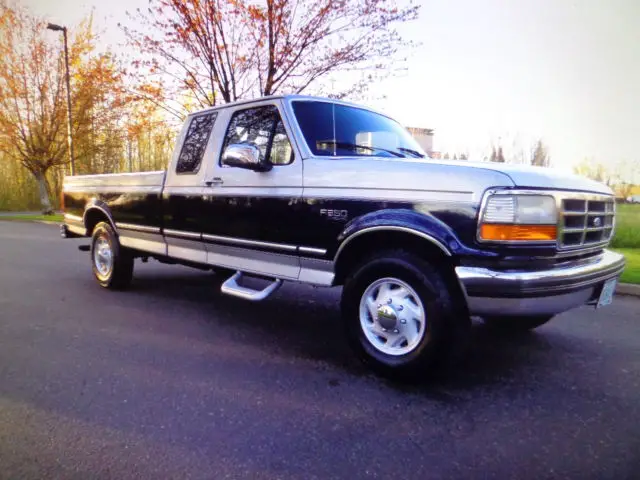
[[456, 249, 626, 317]]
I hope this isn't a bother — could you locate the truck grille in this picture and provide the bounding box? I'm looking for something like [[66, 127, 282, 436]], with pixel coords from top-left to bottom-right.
[[559, 196, 615, 249]]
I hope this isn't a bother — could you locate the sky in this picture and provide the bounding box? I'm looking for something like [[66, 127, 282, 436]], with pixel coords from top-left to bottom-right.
[[24, 0, 640, 173]]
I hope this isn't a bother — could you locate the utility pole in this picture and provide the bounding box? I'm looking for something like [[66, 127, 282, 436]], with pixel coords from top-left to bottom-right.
[[47, 23, 75, 176]]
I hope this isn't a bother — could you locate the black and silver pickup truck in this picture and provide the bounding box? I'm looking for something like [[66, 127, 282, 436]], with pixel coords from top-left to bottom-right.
[[61, 95, 626, 377]]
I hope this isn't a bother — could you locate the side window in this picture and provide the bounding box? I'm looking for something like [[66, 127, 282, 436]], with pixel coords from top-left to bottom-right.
[[221, 105, 293, 166], [176, 112, 217, 174]]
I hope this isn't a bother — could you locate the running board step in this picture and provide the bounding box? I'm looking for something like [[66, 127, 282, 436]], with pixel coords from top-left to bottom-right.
[[220, 271, 283, 301]]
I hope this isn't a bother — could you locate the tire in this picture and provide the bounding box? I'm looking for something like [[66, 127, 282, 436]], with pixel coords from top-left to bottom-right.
[[341, 250, 464, 379], [91, 221, 134, 290], [482, 315, 554, 332]]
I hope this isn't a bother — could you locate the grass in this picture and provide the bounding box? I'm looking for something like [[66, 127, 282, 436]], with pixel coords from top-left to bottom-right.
[[611, 204, 640, 284], [613, 248, 640, 285], [611, 204, 640, 249], [0, 213, 63, 223]]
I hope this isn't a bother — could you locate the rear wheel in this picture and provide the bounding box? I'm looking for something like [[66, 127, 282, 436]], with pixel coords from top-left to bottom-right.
[[341, 250, 464, 379], [482, 315, 554, 332], [91, 222, 134, 289]]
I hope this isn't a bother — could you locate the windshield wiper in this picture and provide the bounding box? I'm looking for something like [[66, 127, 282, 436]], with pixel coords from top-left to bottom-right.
[[397, 147, 426, 158], [318, 140, 405, 158]]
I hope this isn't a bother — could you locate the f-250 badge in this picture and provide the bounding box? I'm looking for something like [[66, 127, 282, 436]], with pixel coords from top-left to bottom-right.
[[320, 208, 348, 220]]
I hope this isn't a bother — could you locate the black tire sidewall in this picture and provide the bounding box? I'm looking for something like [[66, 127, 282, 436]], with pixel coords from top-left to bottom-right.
[[342, 254, 451, 375]]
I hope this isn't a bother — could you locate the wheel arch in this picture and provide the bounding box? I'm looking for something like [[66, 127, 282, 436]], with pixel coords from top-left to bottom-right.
[[333, 226, 469, 316], [83, 201, 116, 236], [334, 227, 452, 284]]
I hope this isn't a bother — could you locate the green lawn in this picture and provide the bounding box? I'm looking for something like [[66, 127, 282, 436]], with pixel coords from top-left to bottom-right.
[[611, 204, 640, 284], [0, 213, 63, 223], [611, 204, 640, 249], [612, 248, 640, 285]]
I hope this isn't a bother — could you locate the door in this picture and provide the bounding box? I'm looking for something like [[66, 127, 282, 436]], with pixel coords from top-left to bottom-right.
[[163, 110, 219, 264], [201, 100, 303, 280]]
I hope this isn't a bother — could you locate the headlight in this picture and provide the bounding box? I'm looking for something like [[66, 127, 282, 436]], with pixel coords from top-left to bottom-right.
[[479, 193, 558, 242]]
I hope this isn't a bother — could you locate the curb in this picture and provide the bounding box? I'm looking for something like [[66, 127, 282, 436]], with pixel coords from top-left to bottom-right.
[[616, 283, 640, 297]]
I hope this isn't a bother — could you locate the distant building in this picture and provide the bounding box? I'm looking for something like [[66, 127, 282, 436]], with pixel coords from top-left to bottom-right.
[[406, 127, 434, 156]]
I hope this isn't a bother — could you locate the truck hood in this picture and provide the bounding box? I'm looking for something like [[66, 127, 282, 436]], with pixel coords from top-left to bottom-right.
[[431, 159, 613, 196], [303, 156, 613, 205]]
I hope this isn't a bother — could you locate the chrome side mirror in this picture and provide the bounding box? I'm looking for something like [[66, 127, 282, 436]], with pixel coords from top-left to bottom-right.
[[221, 143, 272, 172]]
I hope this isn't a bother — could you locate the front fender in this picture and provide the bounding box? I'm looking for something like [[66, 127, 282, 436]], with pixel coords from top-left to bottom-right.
[[334, 208, 501, 262], [337, 209, 460, 256]]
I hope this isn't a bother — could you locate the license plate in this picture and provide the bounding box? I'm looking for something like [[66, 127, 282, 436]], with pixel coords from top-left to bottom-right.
[[597, 278, 617, 308]]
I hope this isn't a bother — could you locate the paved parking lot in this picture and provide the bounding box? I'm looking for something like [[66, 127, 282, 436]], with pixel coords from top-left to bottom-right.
[[1, 221, 639, 479]]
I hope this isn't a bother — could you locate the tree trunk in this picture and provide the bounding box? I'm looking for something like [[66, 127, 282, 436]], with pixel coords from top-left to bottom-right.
[[33, 169, 53, 214]]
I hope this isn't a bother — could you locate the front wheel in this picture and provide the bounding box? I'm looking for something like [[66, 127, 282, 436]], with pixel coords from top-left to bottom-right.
[[482, 315, 554, 332], [341, 250, 462, 379], [91, 221, 134, 289]]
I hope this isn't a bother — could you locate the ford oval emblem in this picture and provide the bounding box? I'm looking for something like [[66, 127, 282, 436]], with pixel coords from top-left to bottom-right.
[[592, 217, 602, 227]]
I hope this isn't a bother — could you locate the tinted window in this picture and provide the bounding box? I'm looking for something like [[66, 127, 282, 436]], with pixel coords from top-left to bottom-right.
[[176, 112, 217, 174], [221, 105, 293, 166], [292, 101, 425, 158]]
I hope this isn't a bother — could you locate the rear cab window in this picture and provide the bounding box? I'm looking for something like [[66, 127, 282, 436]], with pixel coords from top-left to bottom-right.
[[176, 112, 218, 174]]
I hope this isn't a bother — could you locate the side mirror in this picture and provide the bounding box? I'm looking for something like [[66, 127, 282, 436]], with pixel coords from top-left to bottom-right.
[[221, 143, 272, 172]]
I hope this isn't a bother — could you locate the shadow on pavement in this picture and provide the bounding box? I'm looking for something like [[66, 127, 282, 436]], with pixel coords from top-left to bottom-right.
[[122, 267, 569, 397]]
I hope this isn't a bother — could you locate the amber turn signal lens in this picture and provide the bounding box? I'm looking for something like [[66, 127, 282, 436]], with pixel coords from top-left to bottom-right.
[[480, 224, 557, 242]]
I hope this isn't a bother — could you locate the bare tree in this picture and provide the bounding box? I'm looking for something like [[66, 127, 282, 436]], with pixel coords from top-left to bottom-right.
[[489, 146, 497, 162], [121, 0, 420, 114], [531, 139, 550, 167]]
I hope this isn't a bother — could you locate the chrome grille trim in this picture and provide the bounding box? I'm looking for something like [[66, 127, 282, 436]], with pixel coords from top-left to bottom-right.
[[558, 193, 615, 250]]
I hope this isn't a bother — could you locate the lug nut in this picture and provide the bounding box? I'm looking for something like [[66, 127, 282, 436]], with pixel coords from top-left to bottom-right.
[[397, 305, 404, 311], [400, 319, 406, 324], [387, 298, 392, 304], [394, 329, 399, 333]]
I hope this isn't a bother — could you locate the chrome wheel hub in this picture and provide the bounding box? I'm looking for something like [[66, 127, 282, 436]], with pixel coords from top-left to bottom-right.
[[94, 235, 113, 277], [359, 277, 426, 356]]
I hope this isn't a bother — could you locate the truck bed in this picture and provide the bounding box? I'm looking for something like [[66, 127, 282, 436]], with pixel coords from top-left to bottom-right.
[[63, 171, 166, 192]]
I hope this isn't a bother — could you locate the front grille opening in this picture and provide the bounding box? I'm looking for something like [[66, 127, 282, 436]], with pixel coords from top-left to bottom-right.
[[585, 230, 604, 243], [564, 215, 586, 229], [562, 232, 583, 246], [587, 200, 606, 213], [563, 199, 586, 212], [559, 194, 615, 250]]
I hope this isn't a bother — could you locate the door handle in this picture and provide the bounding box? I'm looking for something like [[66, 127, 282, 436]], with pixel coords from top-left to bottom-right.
[[205, 177, 224, 187]]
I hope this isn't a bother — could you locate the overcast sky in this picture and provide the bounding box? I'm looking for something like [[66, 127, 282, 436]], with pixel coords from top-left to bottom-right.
[[26, 0, 640, 172]]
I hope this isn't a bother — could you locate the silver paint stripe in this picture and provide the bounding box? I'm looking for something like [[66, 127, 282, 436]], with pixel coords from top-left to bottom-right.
[[299, 257, 334, 286], [206, 243, 300, 280], [303, 188, 474, 203], [65, 185, 162, 194], [116, 223, 161, 234], [64, 213, 83, 222], [202, 233, 297, 253], [298, 246, 327, 256], [67, 224, 86, 236], [164, 229, 202, 240], [335, 226, 452, 261]]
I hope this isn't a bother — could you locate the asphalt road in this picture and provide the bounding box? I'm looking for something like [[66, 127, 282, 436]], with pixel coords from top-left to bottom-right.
[[1, 221, 639, 479]]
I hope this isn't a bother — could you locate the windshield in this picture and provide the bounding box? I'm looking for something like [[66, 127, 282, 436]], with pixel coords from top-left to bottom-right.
[[291, 101, 426, 158]]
